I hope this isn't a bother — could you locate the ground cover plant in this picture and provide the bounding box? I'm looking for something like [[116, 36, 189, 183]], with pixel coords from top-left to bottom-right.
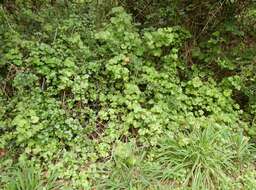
[[0, 0, 256, 189]]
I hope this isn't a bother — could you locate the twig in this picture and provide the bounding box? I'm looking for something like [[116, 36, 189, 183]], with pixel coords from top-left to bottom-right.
[[0, 6, 15, 32], [197, 1, 224, 39]]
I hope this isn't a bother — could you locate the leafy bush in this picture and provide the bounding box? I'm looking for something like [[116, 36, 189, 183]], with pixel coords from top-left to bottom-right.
[[0, 1, 256, 189]]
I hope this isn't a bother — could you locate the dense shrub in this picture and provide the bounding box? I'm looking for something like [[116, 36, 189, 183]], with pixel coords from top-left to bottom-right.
[[0, 1, 256, 189]]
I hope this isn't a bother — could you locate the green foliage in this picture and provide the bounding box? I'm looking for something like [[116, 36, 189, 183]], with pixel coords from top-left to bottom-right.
[[93, 141, 182, 190], [3, 162, 60, 190], [0, 1, 256, 189], [155, 126, 253, 190]]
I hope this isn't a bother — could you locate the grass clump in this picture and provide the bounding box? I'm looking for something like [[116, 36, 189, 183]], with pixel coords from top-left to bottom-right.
[[3, 162, 60, 190], [154, 126, 253, 190]]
